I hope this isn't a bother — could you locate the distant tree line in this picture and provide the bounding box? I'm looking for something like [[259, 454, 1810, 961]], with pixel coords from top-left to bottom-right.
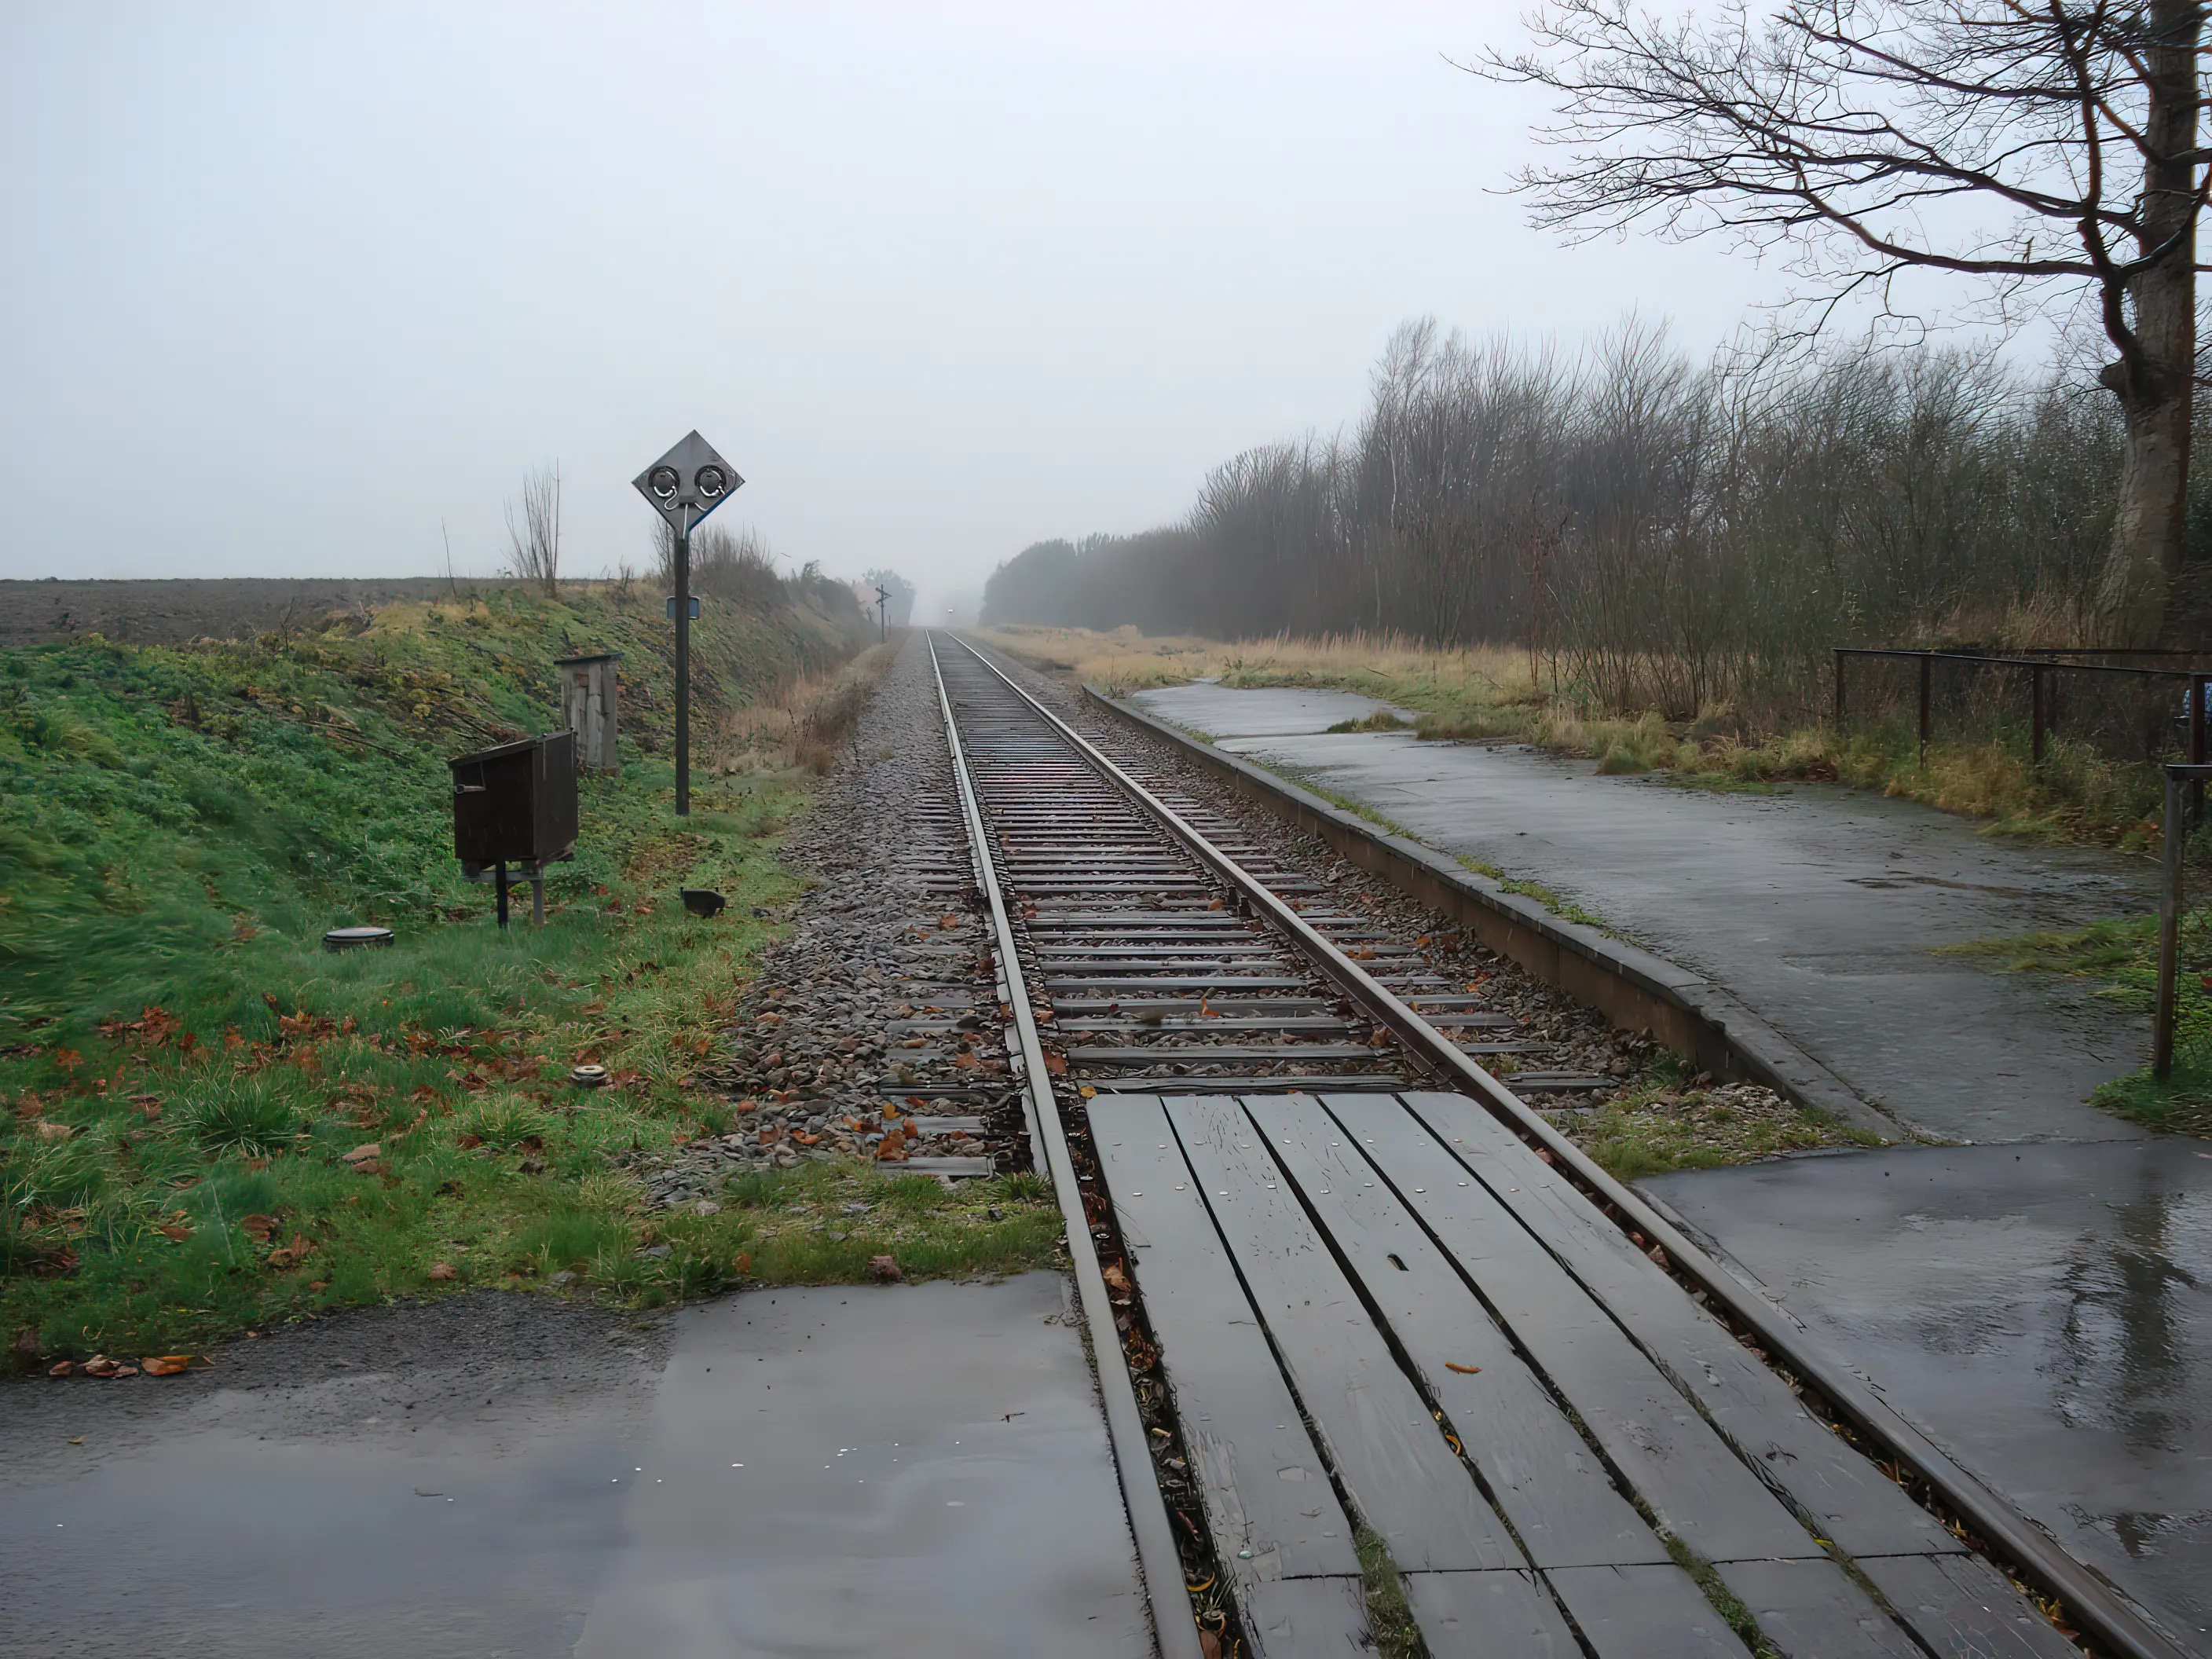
[[982, 317, 2212, 716]]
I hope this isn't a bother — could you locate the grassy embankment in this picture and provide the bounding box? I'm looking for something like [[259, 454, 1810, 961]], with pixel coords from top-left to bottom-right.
[[2, 593, 1057, 1367], [976, 624, 2170, 851]]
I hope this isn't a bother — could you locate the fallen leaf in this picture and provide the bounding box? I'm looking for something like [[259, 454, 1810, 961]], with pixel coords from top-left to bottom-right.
[[1042, 1051, 1068, 1075], [1200, 1631, 1223, 1659], [427, 1262, 458, 1282], [1445, 1361, 1481, 1375], [1206, 897, 1224, 911], [1102, 1262, 1132, 1295], [82, 1356, 137, 1379], [138, 1355, 196, 1377], [792, 1131, 820, 1146], [266, 1237, 317, 1271], [732, 1252, 753, 1276], [34, 1120, 72, 1141], [48, 1361, 75, 1378], [937, 914, 960, 928], [155, 1223, 192, 1243], [239, 1214, 276, 1243], [874, 1127, 909, 1163], [869, 1254, 903, 1284], [342, 1141, 381, 1165]]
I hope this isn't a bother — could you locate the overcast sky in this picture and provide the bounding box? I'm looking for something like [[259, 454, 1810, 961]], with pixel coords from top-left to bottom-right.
[[2, 2, 1796, 611]]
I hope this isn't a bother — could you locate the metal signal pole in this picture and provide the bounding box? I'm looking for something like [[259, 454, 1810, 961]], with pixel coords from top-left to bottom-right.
[[675, 505, 692, 815], [633, 430, 742, 821], [876, 582, 889, 642]]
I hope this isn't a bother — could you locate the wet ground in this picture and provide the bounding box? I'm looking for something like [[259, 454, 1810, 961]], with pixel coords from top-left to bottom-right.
[[1650, 1143, 2212, 1650], [1134, 681, 2153, 1144], [0, 1276, 1144, 1657], [1129, 679, 2209, 1652]]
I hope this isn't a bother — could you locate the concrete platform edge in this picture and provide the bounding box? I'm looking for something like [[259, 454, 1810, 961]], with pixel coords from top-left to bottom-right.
[[1082, 683, 1904, 1144]]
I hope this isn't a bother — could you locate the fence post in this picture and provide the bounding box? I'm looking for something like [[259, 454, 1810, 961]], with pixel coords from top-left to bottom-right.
[[1917, 654, 1932, 764], [2192, 678, 2206, 822], [2031, 664, 2045, 764], [2156, 767, 2184, 1079]]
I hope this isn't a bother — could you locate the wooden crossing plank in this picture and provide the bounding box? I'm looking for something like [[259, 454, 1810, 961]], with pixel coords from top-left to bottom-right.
[[1335, 1101, 1824, 1566], [1856, 1554, 2086, 1659], [1243, 1578, 1372, 1659], [1085, 1096, 1361, 1592], [1253, 1095, 1668, 1569], [1716, 1559, 1922, 1658], [1401, 1093, 1962, 1560], [1402, 1569, 1580, 1655], [1546, 1564, 1756, 1658], [1164, 1094, 1523, 1573]]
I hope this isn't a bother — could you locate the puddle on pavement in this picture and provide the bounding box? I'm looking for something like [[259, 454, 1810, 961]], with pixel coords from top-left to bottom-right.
[[1647, 1142, 2212, 1647], [2, 1273, 1146, 1658]]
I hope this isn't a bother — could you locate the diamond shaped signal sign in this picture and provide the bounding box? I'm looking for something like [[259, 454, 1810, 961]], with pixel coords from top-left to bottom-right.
[[632, 430, 744, 530]]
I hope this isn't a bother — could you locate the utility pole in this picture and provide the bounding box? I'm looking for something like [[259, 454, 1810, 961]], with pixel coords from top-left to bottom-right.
[[633, 430, 742, 816], [876, 582, 889, 643]]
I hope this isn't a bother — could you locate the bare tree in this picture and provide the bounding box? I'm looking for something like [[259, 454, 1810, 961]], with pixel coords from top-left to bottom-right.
[[504, 463, 562, 598], [1479, 0, 2207, 641]]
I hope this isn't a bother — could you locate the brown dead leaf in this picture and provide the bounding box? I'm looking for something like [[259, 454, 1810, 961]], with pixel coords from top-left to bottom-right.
[[1445, 1361, 1481, 1375], [937, 914, 960, 929], [138, 1355, 197, 1377], [155, 1222, 192, 1243], [342, 1141, 381, 1165], [266, 1236, 317, 1272], [81, 1356, 137, 1379], [426, 1262, 458, 1282], [1101, 1262, 1132, 1295], [732, 1252, 753, 1276], [869, 1254, 903, 1284], [1042, 1050, 1068, 1075], [1206, 897, 1224, 910], [1199, 1632, 1222, 1659], [238, 1214, 276, 1243], [874, 1128, 909, 1163], [47, 1360, 75, 1378]]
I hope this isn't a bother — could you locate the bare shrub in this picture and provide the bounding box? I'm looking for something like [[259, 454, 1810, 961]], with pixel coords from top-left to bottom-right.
[[504, 465, 562, 598]]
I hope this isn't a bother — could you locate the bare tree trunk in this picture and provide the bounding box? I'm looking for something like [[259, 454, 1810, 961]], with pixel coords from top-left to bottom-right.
[[2098, 0, 2199, 644]]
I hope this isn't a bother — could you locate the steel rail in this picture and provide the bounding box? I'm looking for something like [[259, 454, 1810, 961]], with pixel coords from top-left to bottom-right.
[[945, 632, 2186, 1659], [927, 637, 1203, 1659]]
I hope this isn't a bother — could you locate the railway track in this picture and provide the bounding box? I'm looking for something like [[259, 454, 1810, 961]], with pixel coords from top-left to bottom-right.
[[928, 633, 2185, 1659]]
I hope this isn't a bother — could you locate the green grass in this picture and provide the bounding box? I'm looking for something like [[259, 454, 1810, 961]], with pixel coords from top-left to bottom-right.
[[1944, 910, 2212, 1135], [0, 585, 958, 1361], [1356, 1525, 1428, 1658], [1567, 1058, 1882, 1183]]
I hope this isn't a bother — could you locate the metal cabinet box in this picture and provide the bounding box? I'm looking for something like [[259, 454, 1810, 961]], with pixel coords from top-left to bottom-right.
[[449, 731, 577, 870]]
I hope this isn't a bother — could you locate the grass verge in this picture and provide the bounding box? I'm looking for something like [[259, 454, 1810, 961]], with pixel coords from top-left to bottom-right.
[[1563, 1064, 1884, 1185], [1943, 912, 2212, 1135]]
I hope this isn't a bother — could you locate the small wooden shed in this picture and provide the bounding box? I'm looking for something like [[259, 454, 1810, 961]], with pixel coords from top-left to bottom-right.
[[555, 652, 621, 773]]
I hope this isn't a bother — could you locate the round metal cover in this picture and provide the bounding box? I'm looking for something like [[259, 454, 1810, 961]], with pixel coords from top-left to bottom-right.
[[571, 1064, 610, 1088], [324, 926, 394, 951]]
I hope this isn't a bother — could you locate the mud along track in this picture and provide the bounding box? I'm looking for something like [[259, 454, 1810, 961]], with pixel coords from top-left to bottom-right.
[[930, 633, 2188, 1659]]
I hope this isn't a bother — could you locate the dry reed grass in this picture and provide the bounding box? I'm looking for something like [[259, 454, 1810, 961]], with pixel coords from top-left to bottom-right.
[[716, 637, 903, 775]]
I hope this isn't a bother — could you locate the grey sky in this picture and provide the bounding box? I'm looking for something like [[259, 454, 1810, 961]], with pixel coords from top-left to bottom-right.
[[2, 2, 1786, 611]]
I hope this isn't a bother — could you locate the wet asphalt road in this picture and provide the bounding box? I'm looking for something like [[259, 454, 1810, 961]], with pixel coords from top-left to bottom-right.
[[1132, 680, 2209, 1650], [1, 1276, 1144, 1657]]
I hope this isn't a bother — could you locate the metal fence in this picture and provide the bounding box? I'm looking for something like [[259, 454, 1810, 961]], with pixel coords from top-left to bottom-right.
[[1833, 647, 2212, 768]]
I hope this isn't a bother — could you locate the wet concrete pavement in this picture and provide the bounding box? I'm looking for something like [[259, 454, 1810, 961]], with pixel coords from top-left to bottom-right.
[[1, 1276, 1144, 1657], [1648, 1143, 2212, 1650], [1130, 680, 2208, 1651], [1133, 681, 2155, 1144]]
